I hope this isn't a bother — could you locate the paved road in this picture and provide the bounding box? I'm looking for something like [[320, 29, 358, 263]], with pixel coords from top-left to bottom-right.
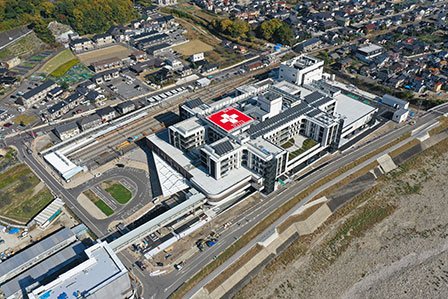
[[132, 104, 448, 299], [5, 137, 152, 236]]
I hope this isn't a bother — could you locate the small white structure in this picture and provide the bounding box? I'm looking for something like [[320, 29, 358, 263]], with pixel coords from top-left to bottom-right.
[[356, 44, 384, 62], [393, 108, 409, 123], [33, 198, 65, 229], [278, 55, 324, 86], [196, 77, 211, 87], [44, 151, 84, 181], [381, 94, 409, 110], [191, 52, 205, 62]]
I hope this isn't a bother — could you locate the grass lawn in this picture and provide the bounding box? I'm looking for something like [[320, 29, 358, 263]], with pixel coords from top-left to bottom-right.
[[39, 49, 76, 74], [0, 164, 54, 224], [84, 189, 114, 216], [288, 139, 318, 160], [12, 114, 38, 126], [103, 181, 132, 204], [172, 39, 213, 56], [281, 138, 295, 149], [50, 58, 79, 77]]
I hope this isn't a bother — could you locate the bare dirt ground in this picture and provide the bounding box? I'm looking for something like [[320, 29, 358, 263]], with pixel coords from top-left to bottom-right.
[[237, 138, 448, 299], [77, 44, 132, 65]]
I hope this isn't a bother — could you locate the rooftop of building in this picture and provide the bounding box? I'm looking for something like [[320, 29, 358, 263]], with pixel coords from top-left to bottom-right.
[[28, 242, 129, 299], [281, 55, 324, 70], [0, 228, 75, 283], [358, 44, 383, 53], [148, 132, 258, 197], [272, 80, 303, 95], [206, 107, 253, 133], [170, 116, 204, 135], [1, 241, 86, 298], [246, 137, 285, 160], [55, 122, 79, 134], [334, 92, 378, 127], [21, 80, 57, 100]]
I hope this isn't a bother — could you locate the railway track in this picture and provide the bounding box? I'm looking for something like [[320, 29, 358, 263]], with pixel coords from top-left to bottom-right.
[[67, 71, 262, 165]]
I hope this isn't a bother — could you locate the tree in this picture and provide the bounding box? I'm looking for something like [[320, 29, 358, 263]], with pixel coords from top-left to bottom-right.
[[272, 23, 294, 45], [229, 19, 249, 38], [0, 0, 138, 37], [258, 18, 283, 40], [218, 18, 233, 33]]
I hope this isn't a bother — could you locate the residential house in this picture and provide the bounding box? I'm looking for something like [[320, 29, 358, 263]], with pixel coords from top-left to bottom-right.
[[97, 106, 117, 122], [129, 58, 164, 74], [130, 50, 148, 62], [190, 52, 205, 62], [65, 92, 84, 110], [18, 80, 59, 108], [295, 38, 322, 52], [115, 101, 136, 115], [165, 58, 183, 71], [107, 25, 129, 42], [47, 87, 64, 100], [92, 33, 114, 47], [77, 114, 102, 131], [0, 76, 18, 87], [201, 63, 218, 74], [47, 101, 69, 121], [157, 0, 177, 6], [54, 122, 80, 141], [245, 60, 264, 72], [177, 66, 193, 77], [145, 43, 172, 57], [91, 57, 123, 73], [69, 38, 95, 53], [136, 33, 170, 50], [92, 70, 120, 84], [85, 90, 105, 102]]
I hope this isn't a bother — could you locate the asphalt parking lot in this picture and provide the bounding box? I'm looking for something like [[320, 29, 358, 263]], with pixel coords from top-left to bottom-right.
[[105, 76, 153, 100]]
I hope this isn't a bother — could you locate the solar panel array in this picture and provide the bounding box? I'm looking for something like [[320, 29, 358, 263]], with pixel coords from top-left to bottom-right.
[[303, 91, 324, 104], [247, 102, 313, 139], [212, 140, 234, 156], [184, 98, 204, 109]]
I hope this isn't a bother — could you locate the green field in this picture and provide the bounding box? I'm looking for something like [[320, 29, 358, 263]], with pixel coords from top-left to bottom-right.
[[103, 181, 132, 204], [50, 58, 79, 77], [0, 164, 54, 223], [39, 49, 76, 74], [84, 189, 114, 216]]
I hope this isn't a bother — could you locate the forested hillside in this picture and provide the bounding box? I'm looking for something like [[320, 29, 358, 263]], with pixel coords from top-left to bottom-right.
[[0, 0, 137, 43]]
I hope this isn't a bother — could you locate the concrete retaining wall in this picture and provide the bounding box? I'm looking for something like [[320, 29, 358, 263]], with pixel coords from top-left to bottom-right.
[[294, 204, 332, 235], [197, 202, 332, 299], [194, 131, 448, 299]]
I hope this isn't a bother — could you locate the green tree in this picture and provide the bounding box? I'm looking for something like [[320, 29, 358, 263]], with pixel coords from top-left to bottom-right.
[[218, 18, 233, 33], [229, 19, 250, 38], [258, 18, 283, 40], [273, 23, 294, 45]]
